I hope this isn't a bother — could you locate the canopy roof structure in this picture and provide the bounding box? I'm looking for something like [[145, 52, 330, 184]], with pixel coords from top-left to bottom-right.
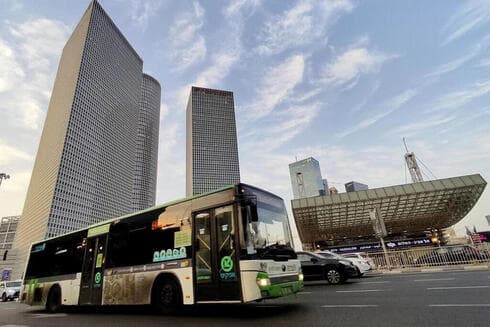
[[292, 174, 487, 244]]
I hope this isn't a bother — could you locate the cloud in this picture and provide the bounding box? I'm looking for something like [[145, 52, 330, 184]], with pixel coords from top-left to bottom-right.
[[0, 39, 24, 93], [245, 54, 305, 119], [324, 47, 393, 86], [387, 115, 457, 137], [0, 139, 33, 165], [255, 0, 353, 55], [168, 1, 206, 71], [126, 0, 163, 31], [0, 18, 70, 130], [224, 0, 261, 19], [441, 0, 490, 46], [429, 80, 490, 113], [424, 44, 483, 79], [336, 89, 417, 138]]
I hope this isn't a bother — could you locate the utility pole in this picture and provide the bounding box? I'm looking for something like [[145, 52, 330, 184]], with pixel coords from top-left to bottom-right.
[[370, 206, 391, 270], [0, 173, 10, 187]]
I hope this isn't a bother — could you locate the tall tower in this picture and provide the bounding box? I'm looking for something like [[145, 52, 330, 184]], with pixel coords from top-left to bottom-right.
[[289, 157, 325, 199], [186, 86, 241, 196], [13, 0, 160, 278], [403, 138, 423, 183]]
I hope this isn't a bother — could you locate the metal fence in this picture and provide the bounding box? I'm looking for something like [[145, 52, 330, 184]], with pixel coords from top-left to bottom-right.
[[366, 243, 490, 270]]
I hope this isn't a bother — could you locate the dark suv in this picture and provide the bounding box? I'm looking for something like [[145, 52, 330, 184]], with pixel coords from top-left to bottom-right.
[[296, 251, 358, 284]]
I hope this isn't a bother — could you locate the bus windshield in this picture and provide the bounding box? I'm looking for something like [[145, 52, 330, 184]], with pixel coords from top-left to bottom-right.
[[240, 185, 293, 255]]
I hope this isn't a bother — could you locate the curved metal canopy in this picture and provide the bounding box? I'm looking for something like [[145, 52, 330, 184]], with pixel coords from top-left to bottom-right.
[[292, 174, 487, 244]]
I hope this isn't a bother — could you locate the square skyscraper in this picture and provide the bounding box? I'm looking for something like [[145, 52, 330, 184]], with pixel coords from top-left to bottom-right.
[[186, 86, 241, 196]]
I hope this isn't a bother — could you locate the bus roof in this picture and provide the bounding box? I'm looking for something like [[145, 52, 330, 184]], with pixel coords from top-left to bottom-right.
[[35, 184, 237, 244]]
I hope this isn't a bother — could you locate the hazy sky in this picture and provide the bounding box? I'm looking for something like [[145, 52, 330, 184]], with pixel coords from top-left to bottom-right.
[[0, 0, 489, 238]]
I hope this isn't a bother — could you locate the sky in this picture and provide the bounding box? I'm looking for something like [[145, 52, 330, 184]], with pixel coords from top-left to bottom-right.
[[0, 0, 489, 240]]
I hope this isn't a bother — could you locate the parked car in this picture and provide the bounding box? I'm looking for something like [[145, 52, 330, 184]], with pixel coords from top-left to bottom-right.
[[342, 252, 376, 270], [414, 245, 490, 266], [1, 280, 22, 302], [296, 251, 358, 284], [318, 250, 370, 276]]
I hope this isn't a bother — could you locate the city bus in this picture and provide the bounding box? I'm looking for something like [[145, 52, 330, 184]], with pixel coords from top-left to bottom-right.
[[21, 183, 303, 313]]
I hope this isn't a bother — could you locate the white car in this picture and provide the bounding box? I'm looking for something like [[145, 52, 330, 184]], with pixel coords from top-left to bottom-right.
[[1, 280, 22, 302], [343, 252, 376, 270], [320, 251, 371, 276]]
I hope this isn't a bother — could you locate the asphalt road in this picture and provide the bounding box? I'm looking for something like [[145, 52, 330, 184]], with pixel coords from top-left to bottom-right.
[[1, 269, 489, 327]]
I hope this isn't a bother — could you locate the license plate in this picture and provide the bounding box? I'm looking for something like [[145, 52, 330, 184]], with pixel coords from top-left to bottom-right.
[[281, 287, 292, 295]]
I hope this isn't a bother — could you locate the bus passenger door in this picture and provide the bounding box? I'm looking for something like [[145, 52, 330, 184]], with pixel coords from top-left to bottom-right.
[[194, 205, 241, 302], [79, 234, 107, 305]]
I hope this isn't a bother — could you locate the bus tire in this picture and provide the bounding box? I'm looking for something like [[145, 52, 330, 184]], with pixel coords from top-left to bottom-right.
[[46, 285, 62, 313], [152, 277, 182, 315]]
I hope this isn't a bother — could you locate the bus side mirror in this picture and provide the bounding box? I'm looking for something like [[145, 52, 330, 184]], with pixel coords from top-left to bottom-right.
[[246, 204, 258, 222]]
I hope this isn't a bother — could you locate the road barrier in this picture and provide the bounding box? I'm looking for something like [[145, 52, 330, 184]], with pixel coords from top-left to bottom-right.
[[366, 244, 490, 270]]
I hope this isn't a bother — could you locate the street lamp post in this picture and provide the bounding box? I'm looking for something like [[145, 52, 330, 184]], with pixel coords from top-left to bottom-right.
[[0, 173, 10, 187]]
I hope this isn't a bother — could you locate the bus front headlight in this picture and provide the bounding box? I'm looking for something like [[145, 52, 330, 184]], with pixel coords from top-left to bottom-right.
[[256, 273, 271, 288]]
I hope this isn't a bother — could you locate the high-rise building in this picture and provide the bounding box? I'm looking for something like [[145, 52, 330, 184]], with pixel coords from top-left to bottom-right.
[[345, 181, 369, 192], [12, 0, 160, 278], [0, 216, 20, 279], [186, 86, 240, 196], [289, 157, 325, 199]]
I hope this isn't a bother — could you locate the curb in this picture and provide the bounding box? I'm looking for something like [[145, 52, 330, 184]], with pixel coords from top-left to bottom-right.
[[370, 265, 490, 275]]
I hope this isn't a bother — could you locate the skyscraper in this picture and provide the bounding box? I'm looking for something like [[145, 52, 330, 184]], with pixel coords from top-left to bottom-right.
[[289, 157, 325, 199], [12, 0, 160, 278], [186, 86, 240, 196]]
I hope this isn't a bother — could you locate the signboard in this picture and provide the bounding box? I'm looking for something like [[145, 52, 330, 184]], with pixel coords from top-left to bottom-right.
[[1, 269, 12, 281], [330, 238, 432, 253]]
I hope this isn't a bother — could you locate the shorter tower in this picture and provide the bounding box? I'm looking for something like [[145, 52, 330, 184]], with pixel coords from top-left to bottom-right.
[[289, 157, 325, 199], [404, 138, 423, 183], [345, 181, 369, 192], [186, 86, 241, 196]]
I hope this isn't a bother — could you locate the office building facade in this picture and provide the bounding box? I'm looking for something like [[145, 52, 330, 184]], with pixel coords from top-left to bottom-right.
[[186, 86, 241, 196], [289, 157, 325, 199], [345, 181, 369, 192], [0, 216, 20, 279], [13, 0, 160, 278]]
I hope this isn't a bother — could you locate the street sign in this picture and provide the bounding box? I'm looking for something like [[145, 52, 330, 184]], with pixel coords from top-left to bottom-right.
[[369, 206, 387, 238]]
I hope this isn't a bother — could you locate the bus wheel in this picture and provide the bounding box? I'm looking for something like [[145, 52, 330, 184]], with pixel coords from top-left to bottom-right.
[[46, 285, 61, 313], [153, 278, 182, 315]]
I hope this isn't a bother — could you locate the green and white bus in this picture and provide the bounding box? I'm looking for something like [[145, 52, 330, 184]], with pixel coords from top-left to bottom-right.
[[21, 183, 303, 313]]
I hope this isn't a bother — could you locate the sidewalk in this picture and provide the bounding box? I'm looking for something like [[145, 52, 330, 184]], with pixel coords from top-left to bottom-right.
[[369, 264, 490, 275]]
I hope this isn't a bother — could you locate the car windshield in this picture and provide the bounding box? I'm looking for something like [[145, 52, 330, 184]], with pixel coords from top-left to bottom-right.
[[319, 251, 344, 259], [6, 281, 21, 287]]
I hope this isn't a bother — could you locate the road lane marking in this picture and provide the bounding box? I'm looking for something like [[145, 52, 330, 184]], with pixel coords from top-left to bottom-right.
[[360, 281, 390, 284], [429, 304, 490, 307], [30, 313, 67, 319], [414, 278, 455, 282], [427, 286, 490, 290], [336, 289, 389, 293], [2, 307, 17, 310], [297, 291, 312, 294], [322, 305, 379, 308]]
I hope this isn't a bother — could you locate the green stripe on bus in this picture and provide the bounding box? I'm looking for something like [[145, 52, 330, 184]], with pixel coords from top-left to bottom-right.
[[88, 224, 110, 238]]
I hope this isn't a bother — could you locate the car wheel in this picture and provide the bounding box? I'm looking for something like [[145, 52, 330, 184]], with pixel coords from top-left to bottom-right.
[[152, 278, 182, 315], [46, 285, 61, 313], [325, 268, 342, 285], [1, 293, 6, 302]]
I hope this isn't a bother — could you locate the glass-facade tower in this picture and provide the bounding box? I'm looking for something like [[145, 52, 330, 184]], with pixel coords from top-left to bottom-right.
[[289, 157, 325, 199]]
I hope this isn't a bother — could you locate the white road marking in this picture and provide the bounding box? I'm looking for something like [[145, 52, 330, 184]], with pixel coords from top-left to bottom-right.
[[321, 304, 379, 308], [30, 313, 67, 319], [429, 304, 490, 307], [336, 289, 389, 293], [427, 286, 490, 290], [1, 325, 30, 327], [2, 307, 17, 310], [297, 291, 312, 294], [414, 278, 455, 282], [360, 281, 390, 284]]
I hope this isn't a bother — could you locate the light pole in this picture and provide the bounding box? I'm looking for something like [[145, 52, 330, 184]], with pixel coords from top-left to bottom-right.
[[0, 173, 10, 187]]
